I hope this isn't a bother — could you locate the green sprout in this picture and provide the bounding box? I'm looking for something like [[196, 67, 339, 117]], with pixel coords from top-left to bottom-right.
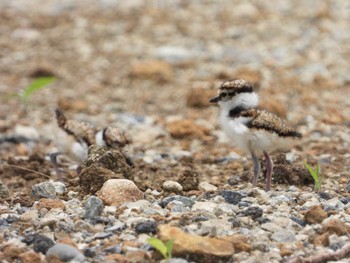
[[304, 162, 323, 192], [20, 76, 56, 104], [147, 237, 174, 259]]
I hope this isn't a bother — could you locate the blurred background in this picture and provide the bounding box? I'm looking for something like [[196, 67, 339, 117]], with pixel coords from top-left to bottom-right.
[[0, 0, 349, 165], [1, 0, 349, 117]]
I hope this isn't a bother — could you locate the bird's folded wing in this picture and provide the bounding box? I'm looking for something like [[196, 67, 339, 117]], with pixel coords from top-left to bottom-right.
[[240, 109, 302, 138]]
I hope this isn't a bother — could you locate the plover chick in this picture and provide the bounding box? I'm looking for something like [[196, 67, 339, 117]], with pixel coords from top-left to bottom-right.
[[209, 79, 302, 191], [52, 109, 131, 176]]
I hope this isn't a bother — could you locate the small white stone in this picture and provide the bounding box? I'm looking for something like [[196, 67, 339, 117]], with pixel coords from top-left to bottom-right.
[[162, 180, 183, 193], [271, 230, 296, 242], [191, 201, 217, 214], [20, 210, 38, 222], [198, 182, 217, 192], [103, 206, 117, 215], [52, 181, 67, 194]]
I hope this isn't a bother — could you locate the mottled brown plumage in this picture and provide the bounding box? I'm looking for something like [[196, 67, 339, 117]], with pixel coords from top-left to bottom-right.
[[103, 127, 132, 148], [55, 109, 97, 145], [239, 108, 302, 138], [220, 79, 253, 93]]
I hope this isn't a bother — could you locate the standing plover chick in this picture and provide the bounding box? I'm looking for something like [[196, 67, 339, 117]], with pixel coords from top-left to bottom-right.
[[209, 79, 302, 191]]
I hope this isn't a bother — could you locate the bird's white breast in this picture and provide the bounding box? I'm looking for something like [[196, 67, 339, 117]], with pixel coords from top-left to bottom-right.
[[220, 111, 252, 153]]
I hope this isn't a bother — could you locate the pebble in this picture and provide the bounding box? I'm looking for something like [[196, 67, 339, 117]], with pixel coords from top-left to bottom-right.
[[160, 195, 195, 208], [83, 247, 96, 258], [94, 232, 113, 240], [18, 250, 41, 263], [345, 184, 350, 193], [135, 221, 157, 234], [84, 196, 104, 222], [46, 243, 85, 262], [22, 234, 55, 254], [106, 221, 126, 232], [220, 190, 244, 205], [304, 205, 328, 224], [169, 203, 191, 213], [198, 182, 217, 192], [97, 179, 144, 206], [158, 225, 234, 258], [271, 230, 296, 243], [191, 202, 218, 214], [0, 180, 10, 198], [32, 181, 57, 199], [243, 207, 263, 219], [161, 258, 189, 263], [162, 180, 183, 193], [51, 181, 67, 194], [36, 199, 65, 211], [323, 198, 345, 211]]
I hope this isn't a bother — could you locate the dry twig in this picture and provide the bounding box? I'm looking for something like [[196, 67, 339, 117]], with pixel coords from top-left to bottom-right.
[[2, 163, 51, 179]]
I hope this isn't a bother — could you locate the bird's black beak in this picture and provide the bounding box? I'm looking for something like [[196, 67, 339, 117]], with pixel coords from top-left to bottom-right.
[[209, 96, 221, 103]]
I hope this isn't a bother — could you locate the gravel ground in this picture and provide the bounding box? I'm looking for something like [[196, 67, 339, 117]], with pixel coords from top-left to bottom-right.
[[1, 1, 350, 262]]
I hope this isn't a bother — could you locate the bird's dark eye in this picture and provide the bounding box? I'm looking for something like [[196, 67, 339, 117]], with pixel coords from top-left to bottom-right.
[[221, 92, 227, 97]]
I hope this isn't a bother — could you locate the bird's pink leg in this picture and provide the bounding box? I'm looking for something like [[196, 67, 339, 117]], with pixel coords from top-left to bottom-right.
[[263, 151, 273, 191], [251, 151, 261, 187]]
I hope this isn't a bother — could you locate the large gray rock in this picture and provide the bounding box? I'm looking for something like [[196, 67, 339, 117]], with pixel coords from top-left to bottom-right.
[[32, 181, 56, 199], [46, 243, 85, 262]]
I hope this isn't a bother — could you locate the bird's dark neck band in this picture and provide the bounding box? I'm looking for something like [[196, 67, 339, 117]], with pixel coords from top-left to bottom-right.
[[228, 106, 247, 117]]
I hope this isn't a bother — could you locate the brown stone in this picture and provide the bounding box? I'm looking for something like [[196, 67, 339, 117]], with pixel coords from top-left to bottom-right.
[[166, 119, 211, 140], [36, 198, 65, 210], [125, 251, 150, 262], [97, 179, 144, 206], [322, 219, 350, 236], [130, 60, 173, 82], [313, 232, 329, 246], [187, 87, 216, 108], [19, 250, 41, 263], [277, 244, 293, 257], [304, 205, 328, 224], [158, 225, 234, 259], [106, 254, 127, 263], [219, 234, 251, 252], [57, 237, 77, 248], [3, 245, 26, 261]]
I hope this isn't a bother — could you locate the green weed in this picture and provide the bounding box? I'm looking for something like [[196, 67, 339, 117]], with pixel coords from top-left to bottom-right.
[[20, 76, 56, 104], [304, 162, 323, 192], [147, 237, 174, 259]]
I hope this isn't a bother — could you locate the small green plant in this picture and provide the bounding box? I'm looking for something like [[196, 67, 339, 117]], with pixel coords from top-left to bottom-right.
[[147, 237, 174, 259], [304, 162, 323, 192], [20, 76, 56, 104]]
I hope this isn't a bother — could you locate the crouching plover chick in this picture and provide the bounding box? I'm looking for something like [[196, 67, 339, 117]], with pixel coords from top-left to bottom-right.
[[210, 79, 302, 191], [52, 109, 131, 177]]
